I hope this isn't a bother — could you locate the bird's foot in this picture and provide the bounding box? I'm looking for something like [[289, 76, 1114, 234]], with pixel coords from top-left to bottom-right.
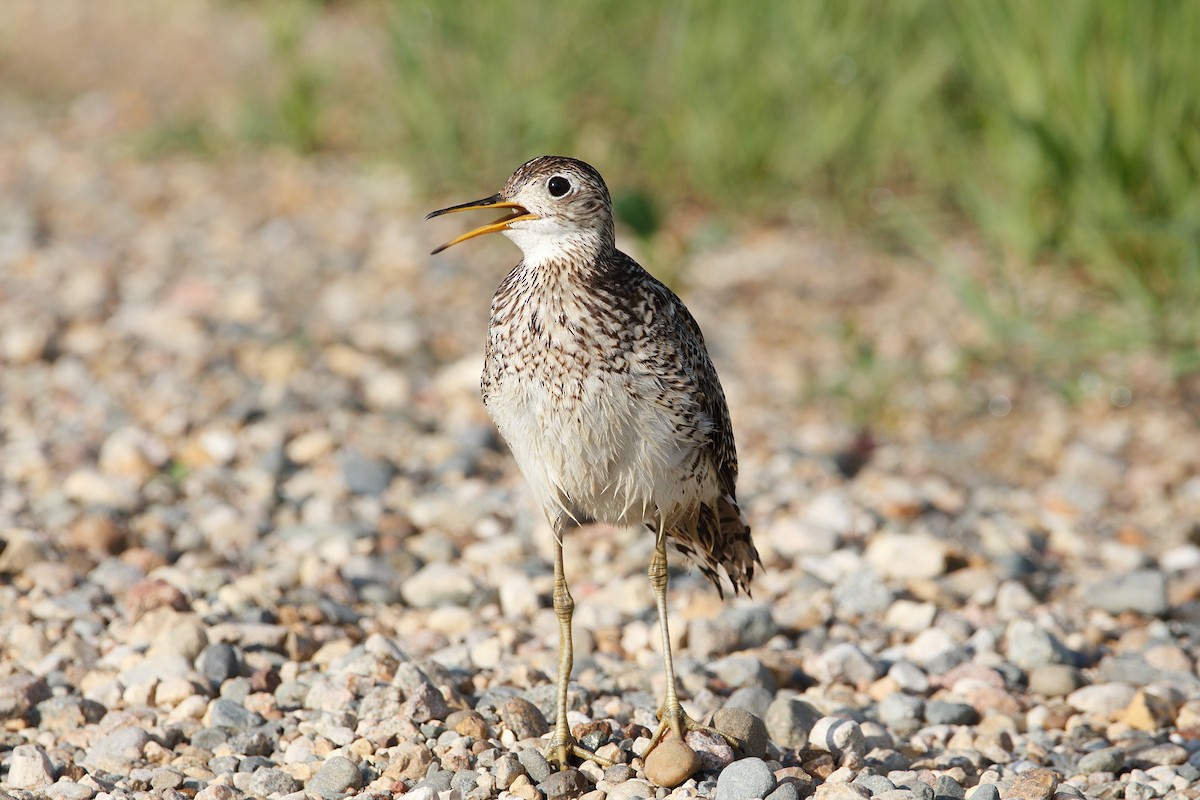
[[644, 704, 736, 756], [545, 733, 614, 770]]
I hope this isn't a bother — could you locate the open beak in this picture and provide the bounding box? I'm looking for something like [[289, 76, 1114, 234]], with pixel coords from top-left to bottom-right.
[[425, 193, 538, 255]]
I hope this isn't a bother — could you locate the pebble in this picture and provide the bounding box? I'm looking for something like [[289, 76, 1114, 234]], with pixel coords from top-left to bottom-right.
[[7, 744, 56, 788], [505, 696, 551, 739], [306, 755, 363, 798], [766, 696, 823, 748], [712, 707, 769, 759], [0, 81, 1198, 800], [645, 738, 702, 787], [715, 757, 776, 800], [1076, 746, 1124, 774], [1083, 570, 1169, 616]]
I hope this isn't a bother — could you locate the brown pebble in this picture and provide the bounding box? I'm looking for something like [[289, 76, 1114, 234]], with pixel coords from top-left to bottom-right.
[[1118, 688, 1176, 731], [67, 513, 127, 556], [643, 737, 701, 788], [1002, 767, 1058, 800], [503, 697, 550, 740], [448, 709, 492, 739]]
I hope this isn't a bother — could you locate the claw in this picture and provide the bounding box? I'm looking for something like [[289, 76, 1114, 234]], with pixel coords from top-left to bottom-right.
[[545, 735, 614, 769], [643, 704, 736, 756]]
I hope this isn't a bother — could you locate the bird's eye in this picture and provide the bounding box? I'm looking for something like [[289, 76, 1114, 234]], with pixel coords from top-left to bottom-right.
[[547, 176, 571, 197]]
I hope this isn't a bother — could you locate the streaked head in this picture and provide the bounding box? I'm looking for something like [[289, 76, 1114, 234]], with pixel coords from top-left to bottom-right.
[[426, 156, 615, 264]]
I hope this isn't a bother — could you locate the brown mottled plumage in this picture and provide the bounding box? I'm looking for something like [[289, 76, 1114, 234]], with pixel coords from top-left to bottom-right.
[[427, 155, 759, 773]]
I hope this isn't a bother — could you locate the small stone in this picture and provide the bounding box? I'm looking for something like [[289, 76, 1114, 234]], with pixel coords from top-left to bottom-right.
[[816, 642, 882, 685], [1004, 619, 1070, 670], [539, 768, 590, 799], [864, 531, 947, 579], [967, 785, 1000, 800], [34, 696, 105, 733], [814, 783, 871, 799], [686, 728, 736, 771], [809, 716, 866, 767], [723, 686, 774, 719], [1001, 767, 1056, 800], [447, 708, 492, 738], [85, 726, 151, 772], [833, 569, 895, 618], [495, 753, 526, 789], [43, 779, 94, 800], [519, 747, 553, 783], [246, 767, 302, 796], [208, 698, 265, 730], [1084, 570, 1168, 616], [307, 755, 363, 798], [710, 653, 775, 690], [197, 642, 243, 687], [1027, 664, 1084, 698], [934, 774, 965, 799], [879, 693, 924, 730], [400, 562, 477, 608], [504, 696, 551, 739], [0, 674, 51, 721], [405, 680, 450, 723], [716, 756, 776, 800], [713, 707, 769, 759], [1118, 688, 1176, 731], [1066, 682, 1137, 717], [6, 744, 56, 788], [644, 738, 701, 788], [195, 784, 244, 800], [606, 778, 653, 800], [766, 782, 802, 800], [765, 696, 822, 748], [924, 701, 980, 726], [1076, 746, 1124, 775], [342, 449, 394, 495]]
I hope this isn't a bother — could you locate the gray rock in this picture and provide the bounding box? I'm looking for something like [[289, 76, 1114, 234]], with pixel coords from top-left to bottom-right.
[[765, 781, 801, 800], [342, 450, 394, 495], [414, 769, 454, 793], [539, 768, 589, 798], [209, 698, 265, 730], [715, 756, 776, 800], [934, 774, 965, 799], [1084, 569, 1168, 616], [34, 695, 106, 732], [966, 784, 999, 800], [1076, 746, 1124, 774], [85, 726, 152, 772], [924, 700, 979, 725], [519, 747, 553, 783], [724, 686, 774, 719], [1003, 619, 1072, 670], [809, 716, 866, 766], [765, 695, 822, 748], [306, 755, 363, 798], [198, 642, 244, 687], [815, 642, 882, 685], [855, 774, 897, 795], [405, 680, 450, 723], [246, 767, 302, 796], [878, 693, 924, 729], [833, 568, 895, 618], [721, 604, 780, 648], [709, 653, 776, 691], [43, 779, 95, 800]]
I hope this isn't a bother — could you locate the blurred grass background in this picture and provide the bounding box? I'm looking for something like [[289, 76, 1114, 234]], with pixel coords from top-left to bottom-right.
[[2, 0, 1197, 376]]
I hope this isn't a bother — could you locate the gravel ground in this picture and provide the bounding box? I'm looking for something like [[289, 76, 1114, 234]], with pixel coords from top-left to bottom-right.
[[3, 99, 1200, 800]]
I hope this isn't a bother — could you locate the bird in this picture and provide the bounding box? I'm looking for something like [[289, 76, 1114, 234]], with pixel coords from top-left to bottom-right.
[[426, 155, 759, 770]]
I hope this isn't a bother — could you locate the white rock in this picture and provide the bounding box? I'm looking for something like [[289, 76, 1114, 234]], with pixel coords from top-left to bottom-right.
[[7, 744, 55, 788], [864, 531, 947, 580]]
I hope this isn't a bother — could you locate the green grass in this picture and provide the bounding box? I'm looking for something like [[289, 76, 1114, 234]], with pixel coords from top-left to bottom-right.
[[208, 2, 1200, 374]]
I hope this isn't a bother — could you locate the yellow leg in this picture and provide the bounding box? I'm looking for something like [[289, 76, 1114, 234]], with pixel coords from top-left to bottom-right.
[[545, 525, 612, 769], [643, 531, 730, 754]]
